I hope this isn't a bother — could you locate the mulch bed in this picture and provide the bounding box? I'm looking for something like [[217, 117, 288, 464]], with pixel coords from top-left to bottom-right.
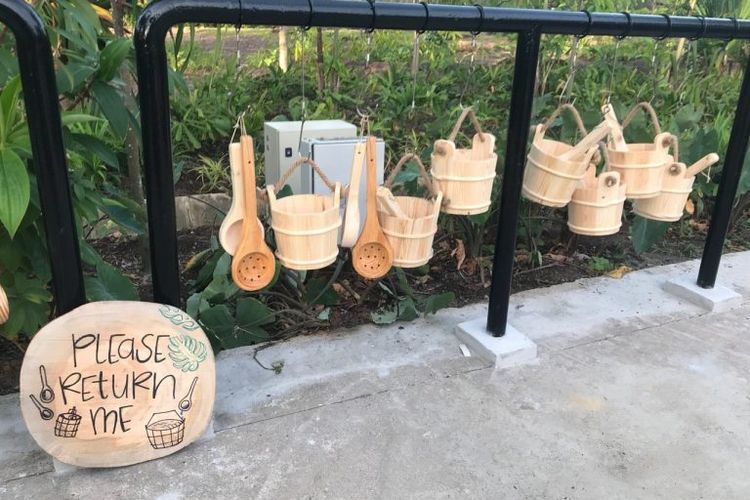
[[1, 208, 747, 395]]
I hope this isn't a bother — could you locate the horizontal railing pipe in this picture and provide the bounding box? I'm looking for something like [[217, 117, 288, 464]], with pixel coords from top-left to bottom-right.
[[135, 0, 750, 336]]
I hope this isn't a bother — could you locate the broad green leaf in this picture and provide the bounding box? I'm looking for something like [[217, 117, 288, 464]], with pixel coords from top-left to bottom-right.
[[70, 133, 119, 168], [91, 81, 129, 139], [397, 297, 419, 322], [98, 39, 131, 82], [61, 113, 105, 126], [236, 297, 275, 327], [303, 276, 339, 306], [99, 197, 145, 234], [371, 304, 398, 325], [56, 62, 96, 94], [630, 216, 668, 254], [0, 149, 30, 238], [84, 261, 138, 301], [422, 292, 455, 316]]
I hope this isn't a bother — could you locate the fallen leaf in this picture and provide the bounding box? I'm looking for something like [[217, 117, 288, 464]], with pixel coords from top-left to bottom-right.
[[685, 198, 695, 215], [547, 253, 570, 264], [606, 265, 632, 279], [452, 239, 466, 271]]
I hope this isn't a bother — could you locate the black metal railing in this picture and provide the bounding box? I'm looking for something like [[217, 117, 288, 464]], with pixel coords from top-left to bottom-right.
[[0, 0, 84, 314], [4, 0, 749, 336], [135, 0, 750, 336]]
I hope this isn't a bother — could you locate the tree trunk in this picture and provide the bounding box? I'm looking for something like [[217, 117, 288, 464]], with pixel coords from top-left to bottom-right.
[[112, 0, 150, 272], [316, 28, 325, 92], [278, 27, 288, 72]]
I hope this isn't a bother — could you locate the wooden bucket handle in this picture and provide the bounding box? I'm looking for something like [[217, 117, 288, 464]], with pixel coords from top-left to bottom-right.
[[266, 181, 341, 208], [685, 152, 720, 178], [539, 103, 588, 138], [273, 156, 338, 194], [657, 133, 679, 163], [621, 101, 662, 135], [448, 107, 486, 144], [384, 153, 440, 200]]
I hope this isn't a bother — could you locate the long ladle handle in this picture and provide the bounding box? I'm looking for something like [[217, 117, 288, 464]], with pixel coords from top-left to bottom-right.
[[366, 136, 378, 219], [241, 135, 259, 223]]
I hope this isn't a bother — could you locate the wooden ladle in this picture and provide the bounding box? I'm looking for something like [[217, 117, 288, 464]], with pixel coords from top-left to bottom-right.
[[352, 136, 393, 279], [231, 135, 276, 291], [219, 143, 264, 255], [340, 141, 366, 248]]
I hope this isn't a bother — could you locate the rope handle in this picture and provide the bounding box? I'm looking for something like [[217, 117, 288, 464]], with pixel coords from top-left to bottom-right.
[[621, 101, 662, 135], [384, 153, 439, 199], [448, 107, 486, 143], [539, 102, 588, 137], [659, 133, 679, 163], [274, 157, 338, 193], [588, 143, 619, 188]]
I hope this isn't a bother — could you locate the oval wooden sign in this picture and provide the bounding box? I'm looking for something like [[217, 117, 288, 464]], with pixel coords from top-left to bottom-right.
[[19, 301, 215, 468]]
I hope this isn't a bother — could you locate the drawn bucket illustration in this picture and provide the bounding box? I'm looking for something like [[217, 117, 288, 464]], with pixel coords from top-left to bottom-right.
[[146, 410, 185, 449], [54, 407, 82, 438]]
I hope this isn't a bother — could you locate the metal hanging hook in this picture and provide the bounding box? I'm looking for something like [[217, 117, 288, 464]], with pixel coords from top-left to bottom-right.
[[297, 27, 309, 157], [356, 28, 378, 131], [459, 33, 478, 108], [410, 31, 421, 112]]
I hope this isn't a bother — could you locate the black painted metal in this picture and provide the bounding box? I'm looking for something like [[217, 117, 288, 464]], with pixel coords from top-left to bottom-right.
[[135, 0, 750, 334], [698, 58, 750, 288], [0, 0, 85, 314], [487, 29, 541, 336]]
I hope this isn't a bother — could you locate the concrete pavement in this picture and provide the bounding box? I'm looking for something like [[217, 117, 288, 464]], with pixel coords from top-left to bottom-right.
[[1, 252, 749, 499]]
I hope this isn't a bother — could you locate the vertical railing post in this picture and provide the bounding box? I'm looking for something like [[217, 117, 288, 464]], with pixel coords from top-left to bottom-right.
[[0, 0, 85, 314], [698, 56, 750, 288], [135, 20, 181, 306], [486, 28, 541, 337]]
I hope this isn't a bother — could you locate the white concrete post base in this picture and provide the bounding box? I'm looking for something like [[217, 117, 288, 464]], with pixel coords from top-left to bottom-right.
[[454, 318, 538, 369], [663, 276, 742, 313]]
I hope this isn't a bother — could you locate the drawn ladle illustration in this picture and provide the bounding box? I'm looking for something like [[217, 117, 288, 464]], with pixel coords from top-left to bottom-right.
[[39, 365, 54, 403], [29, 394, 54, 420], [178, 377, 198, 413]]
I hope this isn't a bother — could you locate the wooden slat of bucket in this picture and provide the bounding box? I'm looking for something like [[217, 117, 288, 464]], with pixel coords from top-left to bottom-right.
[[378, 195, 441, 268], [567, 169, 626, 236], [268, 184, 342, 271]]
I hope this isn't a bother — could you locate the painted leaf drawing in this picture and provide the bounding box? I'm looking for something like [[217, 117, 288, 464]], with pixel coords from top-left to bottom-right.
[[168, 335, 208, 372]]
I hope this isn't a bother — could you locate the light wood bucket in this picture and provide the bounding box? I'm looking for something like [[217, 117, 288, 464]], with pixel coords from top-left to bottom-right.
[[267, 158, 342, 270], [377, 154, 443, 268], [633, 153, 720, 222], [567, 149, 627, 236], [431, 107, 496, 215], [522, 104, 606, 207], [604, 102, 677, 199]]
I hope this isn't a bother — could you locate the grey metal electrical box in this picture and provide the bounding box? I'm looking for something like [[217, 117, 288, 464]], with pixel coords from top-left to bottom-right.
[[263, 120, 357, 194], [299, 137, 385, 237]]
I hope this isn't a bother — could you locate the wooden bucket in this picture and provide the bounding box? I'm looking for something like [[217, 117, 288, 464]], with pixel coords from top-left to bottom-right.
[[604, 102, 677, 199], [567, 148, 627, 236], [431, 107, 496, 215], [633, 153, 720, 222], [266, 158, 342, 270], [377, 154, 443, 268], [523, 104, 606, 207]]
